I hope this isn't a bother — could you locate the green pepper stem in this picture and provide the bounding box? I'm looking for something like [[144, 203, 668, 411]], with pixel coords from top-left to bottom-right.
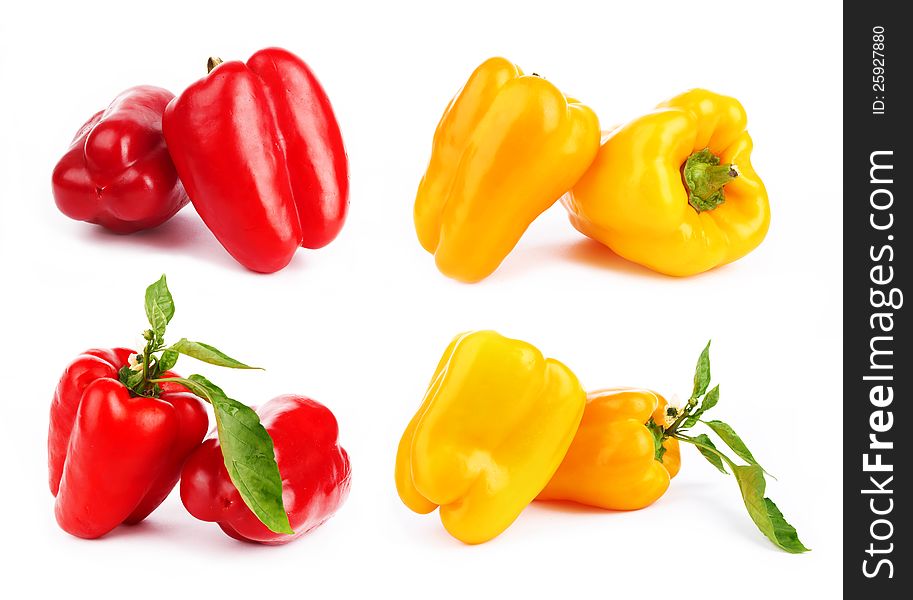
[[207, 57, 223, 73], [663, 396, 699, 438], [683, 148, 739, 213]]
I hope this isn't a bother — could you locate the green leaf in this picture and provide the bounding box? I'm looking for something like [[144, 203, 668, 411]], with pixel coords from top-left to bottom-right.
[[691, 433, 728, 474], [692, 340, 712, 398], [171, 339, 261, 370], [186, 374, 292, 535], [145, 275, 175, 341], [701, 384, 720, 412], [683, 384, 720, 428], [157, 349, 179, 373], [117, 365, 144, 391], [705, 419, 762, 469], [733, 465, 809, 553], [645, 418, 667, 462]]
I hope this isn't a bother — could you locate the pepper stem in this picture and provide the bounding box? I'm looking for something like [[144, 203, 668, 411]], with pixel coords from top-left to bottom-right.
[[207, 57, 223, 73], [663, 396, 698, 438], [683, 148, 739, 213]]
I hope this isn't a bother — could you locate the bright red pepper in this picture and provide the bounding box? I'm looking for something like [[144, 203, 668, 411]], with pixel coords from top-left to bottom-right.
[[181, 395, 351, 544], [48, 348, 208, 539], [52, 87, 189, 233], [163, 47, 349, 273]]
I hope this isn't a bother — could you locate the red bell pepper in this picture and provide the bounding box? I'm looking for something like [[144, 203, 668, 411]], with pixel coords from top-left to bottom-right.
[[52, 87, 189, 233], [48, 348, 208, 539], [181, 394, 351, 544], [163, 47, 349, 273]]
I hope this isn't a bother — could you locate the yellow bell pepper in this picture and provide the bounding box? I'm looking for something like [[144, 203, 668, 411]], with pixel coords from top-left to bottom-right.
[[414, 57, 600, 283], [395, 330, 585, 544], [538, 388, 681, 510], [562, 89, 770, 276]]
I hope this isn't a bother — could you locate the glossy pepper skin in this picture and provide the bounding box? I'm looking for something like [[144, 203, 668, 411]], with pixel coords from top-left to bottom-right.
[[395, 331, 585, 544], [48, 348, 208, 539], [538, 388, 680, 510], [163, 47, 349, 273], [181, 395, 351, 544], [414, 57, 600, 283], [563, 89, 769, 276], [52, 87, 189, 233]]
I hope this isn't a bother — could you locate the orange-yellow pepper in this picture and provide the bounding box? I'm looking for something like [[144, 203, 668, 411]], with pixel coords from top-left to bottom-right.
[[538, 388, 681, 510], [415, 57, 600, 283], [562, 89, 769, 276], [395, 331, 585, 544]]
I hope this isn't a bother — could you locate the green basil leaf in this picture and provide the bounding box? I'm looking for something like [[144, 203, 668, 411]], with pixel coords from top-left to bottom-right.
[[691, 433, 728, 474], [692, 340, 712, 398], [683, 384, 720, 428], [645, 418, 667, 462], [186, 374, 292, 535], [157, 349, 179, 373], [171, 339, 261, 370], [705, 419, 761, 469], [145, 275, 175, 340], [733, 464, 809, 553]]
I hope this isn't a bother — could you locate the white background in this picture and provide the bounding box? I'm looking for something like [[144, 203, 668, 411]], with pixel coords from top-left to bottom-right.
[[0, 1, 842, 597]]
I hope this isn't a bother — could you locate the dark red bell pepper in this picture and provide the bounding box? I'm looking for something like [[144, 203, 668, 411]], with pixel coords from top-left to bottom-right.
[[48, 348, 208, 539], [163, 47, 349, 273], [181, 394, 351, 544], [52, 87, 189, 233]]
